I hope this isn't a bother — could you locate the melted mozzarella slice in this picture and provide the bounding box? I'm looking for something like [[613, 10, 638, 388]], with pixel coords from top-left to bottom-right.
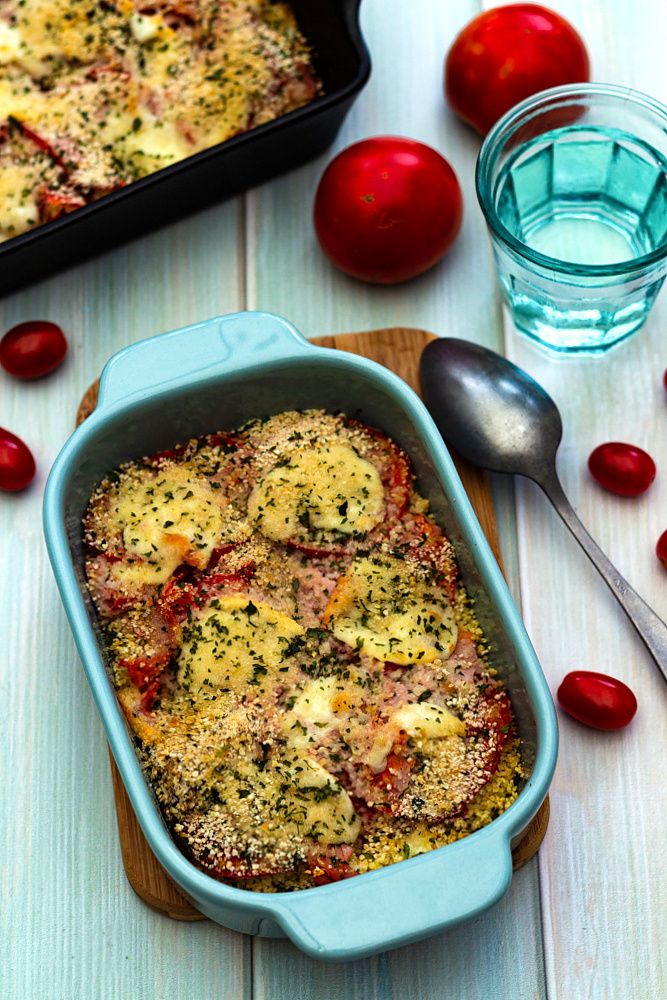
[[391, 702, 465, 739], [177, 596, 304, 695], [367, 701, 465, 774], [248, 442, 385, 542], [323, 555, 458, 665], [120, 118, 190, 173], [107, 465, 225, 588], [282, 675, 359, 749], [147, 695, 360, 869], [0, 23, 22, 64], [129, 12, 164, 43], [403, 824, 440, 858], [280, 754, 360, 845]]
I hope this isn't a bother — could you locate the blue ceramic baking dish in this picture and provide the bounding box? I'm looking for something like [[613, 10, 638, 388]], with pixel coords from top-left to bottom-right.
[[43, 311, 557, 961]]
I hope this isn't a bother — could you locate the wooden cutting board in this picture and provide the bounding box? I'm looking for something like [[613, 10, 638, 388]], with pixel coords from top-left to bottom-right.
[[76, 326, 550, 921]]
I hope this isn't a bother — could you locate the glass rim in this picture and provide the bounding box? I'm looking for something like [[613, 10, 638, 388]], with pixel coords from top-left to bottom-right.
[[475, 82, 667, 278]]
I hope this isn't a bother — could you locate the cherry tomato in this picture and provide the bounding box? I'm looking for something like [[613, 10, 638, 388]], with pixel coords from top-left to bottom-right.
[[663, 368, 667, 393], [557, 671, 637, 731], [0, 428, 36, 492], [445, 4, 590, 135], [656, 530, 667, 568], [588, 442, 656, 497], [313, 136, 463, 284], [0, 321, 68, 380]]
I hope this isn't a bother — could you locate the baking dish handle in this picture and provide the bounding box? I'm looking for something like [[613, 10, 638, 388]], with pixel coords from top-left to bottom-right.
[[97, 311, 315, 409], [274, 829, 513, 960]]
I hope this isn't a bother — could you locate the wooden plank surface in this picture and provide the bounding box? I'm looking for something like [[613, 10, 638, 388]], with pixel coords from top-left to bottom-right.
[[1, 0, 665, 997]]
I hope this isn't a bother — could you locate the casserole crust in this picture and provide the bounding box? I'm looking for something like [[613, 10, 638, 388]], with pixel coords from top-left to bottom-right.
[[83, 410, 523, 890], [0, 0, 319, 239]]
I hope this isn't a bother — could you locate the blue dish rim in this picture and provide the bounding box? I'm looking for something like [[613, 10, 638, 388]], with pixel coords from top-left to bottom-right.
[[476, 82, 667, 278]]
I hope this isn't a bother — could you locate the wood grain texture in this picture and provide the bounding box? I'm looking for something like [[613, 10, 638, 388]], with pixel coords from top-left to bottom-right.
[[108, 754, 203, 921], [76, 326, 548, 922]]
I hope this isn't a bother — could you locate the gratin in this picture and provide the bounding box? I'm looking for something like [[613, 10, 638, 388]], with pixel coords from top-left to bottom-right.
[[83, 410, 523, 889], [0, 0, 319, 239]]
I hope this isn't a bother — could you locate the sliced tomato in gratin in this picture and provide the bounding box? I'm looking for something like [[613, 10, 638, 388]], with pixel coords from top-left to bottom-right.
[[390, 512, 459, 602], [156, 557, 255, 625], [360, 680, 513, 822]]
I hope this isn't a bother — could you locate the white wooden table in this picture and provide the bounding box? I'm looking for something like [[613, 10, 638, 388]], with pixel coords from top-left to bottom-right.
[[2, 2, 666, 997]]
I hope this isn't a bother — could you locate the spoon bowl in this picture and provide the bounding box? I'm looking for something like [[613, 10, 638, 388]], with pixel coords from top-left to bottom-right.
[[420, 338, 562, 482]]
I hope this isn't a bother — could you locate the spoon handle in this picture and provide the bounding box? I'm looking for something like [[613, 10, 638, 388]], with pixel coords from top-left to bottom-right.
[[539, 470, 667, 686]]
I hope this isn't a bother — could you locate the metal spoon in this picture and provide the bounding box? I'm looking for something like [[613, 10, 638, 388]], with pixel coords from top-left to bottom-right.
[[420, 337, 667, 686]]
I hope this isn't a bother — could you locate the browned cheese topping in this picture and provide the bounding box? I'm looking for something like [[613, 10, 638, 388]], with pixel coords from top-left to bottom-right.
[[0, 0, 320, 239], [84, 410, 523, 889]]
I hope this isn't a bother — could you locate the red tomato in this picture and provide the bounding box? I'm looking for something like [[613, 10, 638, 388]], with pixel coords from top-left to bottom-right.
[[309, 850, 356, 886], [656, 530, 667, 568], [557, 671, 637, 731], [313, 136, 463, 284], [445, 4, 590, 135], [0, 321, 68, 380], [663, 368, 667, 393], [0, 428, 36, 492], [12, 119, 68, 168], [38, 188, 87, 223], [588, 442, 656, 497], [121, 653, 170, 693]]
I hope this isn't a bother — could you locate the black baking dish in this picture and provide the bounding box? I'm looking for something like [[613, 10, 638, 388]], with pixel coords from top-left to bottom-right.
[[0, 0, 370, 296]]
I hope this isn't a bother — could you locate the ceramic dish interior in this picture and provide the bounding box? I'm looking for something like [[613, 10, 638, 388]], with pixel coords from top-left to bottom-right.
[[43, 311, 557, 961]]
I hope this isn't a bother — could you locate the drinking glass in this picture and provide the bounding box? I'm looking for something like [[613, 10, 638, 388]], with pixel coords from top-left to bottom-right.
[[476, 84, 667, 354]]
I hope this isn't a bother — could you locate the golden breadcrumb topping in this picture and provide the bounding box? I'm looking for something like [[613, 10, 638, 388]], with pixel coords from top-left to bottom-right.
[[84, 410, 523, 889]]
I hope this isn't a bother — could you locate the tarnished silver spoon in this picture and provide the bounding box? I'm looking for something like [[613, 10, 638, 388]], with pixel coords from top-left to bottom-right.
[[420, 337, 667, 686]]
